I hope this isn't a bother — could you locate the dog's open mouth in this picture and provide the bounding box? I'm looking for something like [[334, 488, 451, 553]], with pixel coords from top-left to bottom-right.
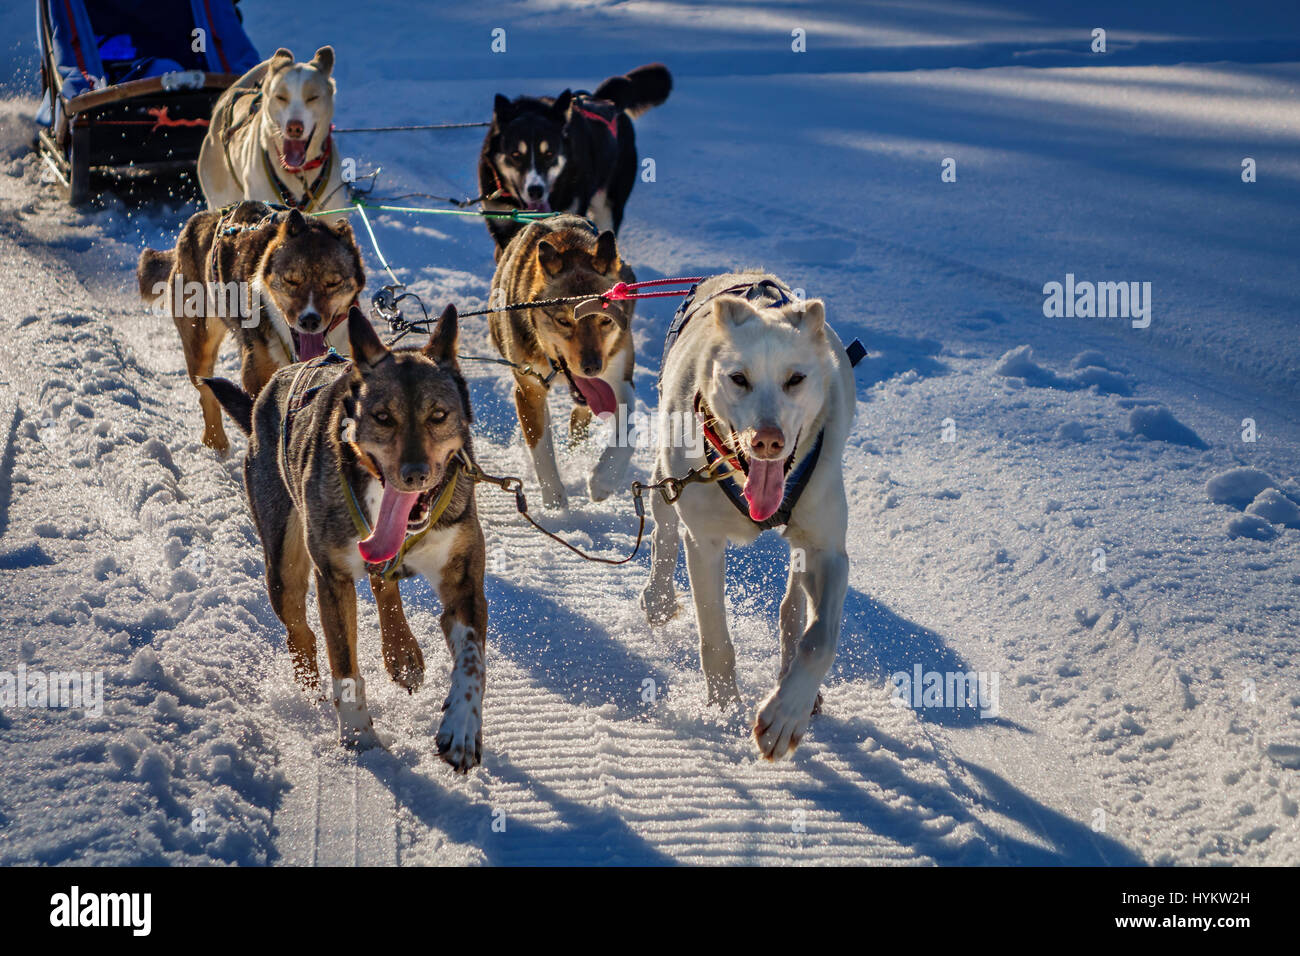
[[289, 328, 328, 362], [525, 198, 551, 213], [727, 427, 799, 523], [570, 375, 617, 417], [281, 136, 310, 169], [356, 466, 453, 565]]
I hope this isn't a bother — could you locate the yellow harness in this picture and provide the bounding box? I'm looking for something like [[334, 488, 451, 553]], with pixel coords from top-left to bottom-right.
[[341, 457, 463, 580]]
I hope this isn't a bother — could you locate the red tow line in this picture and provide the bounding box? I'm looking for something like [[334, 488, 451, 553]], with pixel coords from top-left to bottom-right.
[[602, 276, 704, 302]]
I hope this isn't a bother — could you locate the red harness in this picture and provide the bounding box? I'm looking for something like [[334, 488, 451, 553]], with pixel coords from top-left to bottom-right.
[[574, 104, 618, 139], [693, 393, 744, 473]]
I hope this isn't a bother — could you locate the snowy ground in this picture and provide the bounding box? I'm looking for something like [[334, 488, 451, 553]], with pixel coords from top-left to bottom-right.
[[0, 1, 1297, 865]]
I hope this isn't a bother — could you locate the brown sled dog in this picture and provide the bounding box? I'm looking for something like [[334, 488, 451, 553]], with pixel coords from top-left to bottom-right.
[[489, 214, 636, 509], [205, 306, 488, 770], [138, 201, 364, 453]]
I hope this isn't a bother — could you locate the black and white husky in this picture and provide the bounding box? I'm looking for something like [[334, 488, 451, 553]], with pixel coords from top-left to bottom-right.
[[641, 273, 857, 760], [478, 64, 671, 258]]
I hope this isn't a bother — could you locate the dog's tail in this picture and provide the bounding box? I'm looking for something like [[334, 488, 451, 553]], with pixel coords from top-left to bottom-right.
[[137, 248, 174, 300], [595, 63, 672, 118], [201, 377, 253, 436]]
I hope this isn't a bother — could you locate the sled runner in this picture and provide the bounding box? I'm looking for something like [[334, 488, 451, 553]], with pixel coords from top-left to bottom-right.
[[34, 0, 260, 204]]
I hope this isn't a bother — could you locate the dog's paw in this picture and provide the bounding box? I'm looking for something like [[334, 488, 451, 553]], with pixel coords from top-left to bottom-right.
[[383, 637, 425, 694], [706, 673, 742, 711], [587, 473, 617, 502], [437, 696, 483, 773], [640, 586, 678, 625], [338, 717, 384, 752], [203, 432, 230, 457], [753, 683, 819, 760], [290, 658, 321, 695], [540, 488, 569, 511]]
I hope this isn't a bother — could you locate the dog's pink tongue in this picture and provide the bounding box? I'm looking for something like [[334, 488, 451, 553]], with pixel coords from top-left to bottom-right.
[[296, 331, 326, 361], [357, 486, 419, 564], [572, 376, 617, 417], [526, 199, 551, 212], [283, 139, 307, 168], [743, 458, 787, 522]]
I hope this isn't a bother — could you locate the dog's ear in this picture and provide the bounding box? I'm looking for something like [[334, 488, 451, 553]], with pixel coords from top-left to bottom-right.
[[591, 230, 618, 275], [713, 296, 755, 330], [331, 217, 355, 243], [309, 46, 334, 77], [347, 306, 388, 369], [423, 304, 459, 366], [537, 240, 565, 277], [553, 89, 573, 118], [268, 48, 294, 73], [493, 94, 514, 124], [282, 208, 307, 237], [787, 298, 826, 337]]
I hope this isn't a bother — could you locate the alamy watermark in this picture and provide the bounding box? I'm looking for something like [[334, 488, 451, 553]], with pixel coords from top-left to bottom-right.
[[148, 275, 264, 328], [1042, 273, 1151, 328], [888, 665, 999, 718], [1, 664, 104, 717]]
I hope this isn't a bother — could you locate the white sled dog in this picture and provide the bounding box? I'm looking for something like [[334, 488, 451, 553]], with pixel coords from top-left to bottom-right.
[[197, 47, 345, 212], [641, 273, 856, 760]]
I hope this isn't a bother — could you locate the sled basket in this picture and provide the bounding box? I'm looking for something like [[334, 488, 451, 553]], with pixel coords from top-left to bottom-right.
[[34, 0, 260, 204]]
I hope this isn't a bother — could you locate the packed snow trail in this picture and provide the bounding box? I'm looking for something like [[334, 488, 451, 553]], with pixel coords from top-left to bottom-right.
[[1, 1, 1298, 865]]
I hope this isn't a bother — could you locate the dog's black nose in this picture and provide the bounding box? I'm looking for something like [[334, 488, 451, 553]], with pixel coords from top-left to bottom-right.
[[400, 462, 430, 487], [581, 361, 602, 376], [298, 311, 322, 332], [527, 183, 545, 200]]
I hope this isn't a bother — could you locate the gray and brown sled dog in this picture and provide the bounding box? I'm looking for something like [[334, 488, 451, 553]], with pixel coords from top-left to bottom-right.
[[138, 200, 364, 453], [489, 214, 636, 508], [641, 273, 855, 760], [205, 306, 487, 770]]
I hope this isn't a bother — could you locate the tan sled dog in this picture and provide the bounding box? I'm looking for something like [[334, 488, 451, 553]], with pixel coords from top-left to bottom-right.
[[197, 47, 345, 212], [138, 201, 364, 453], [489, 214, 636, 508], [206, 307, 488, 769]]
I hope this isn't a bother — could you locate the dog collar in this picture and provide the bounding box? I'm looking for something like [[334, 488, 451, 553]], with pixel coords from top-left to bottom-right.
[[262, 142, 334, 212]]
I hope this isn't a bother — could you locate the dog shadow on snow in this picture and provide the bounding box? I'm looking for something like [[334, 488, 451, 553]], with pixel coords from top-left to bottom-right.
[[362, 536, 1139, 865], [714, 536, 1142, 865]]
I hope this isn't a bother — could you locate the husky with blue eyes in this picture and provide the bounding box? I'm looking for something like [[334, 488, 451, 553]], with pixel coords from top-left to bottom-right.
[[642, 273, 857, 760]]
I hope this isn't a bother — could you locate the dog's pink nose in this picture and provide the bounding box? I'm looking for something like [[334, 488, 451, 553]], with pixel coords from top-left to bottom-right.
[[749, 426, 785, 460], [285, 119, 305, 140]]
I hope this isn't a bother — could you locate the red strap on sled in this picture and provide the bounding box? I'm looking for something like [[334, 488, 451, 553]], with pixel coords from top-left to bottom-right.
[[60, 0, 94, 85]]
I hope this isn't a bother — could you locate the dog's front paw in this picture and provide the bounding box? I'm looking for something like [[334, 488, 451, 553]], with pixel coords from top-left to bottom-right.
[[753, 683, 819, 760], [640, 586, 678, 625], [338, 714, 383, 751], [706, 673, 742, 711], [383, 635, 425, 694], [540, 487, 569, 511], [203, 430, 230, 456], [587, 472, 617, 502], [437, 695, 482, 773]]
